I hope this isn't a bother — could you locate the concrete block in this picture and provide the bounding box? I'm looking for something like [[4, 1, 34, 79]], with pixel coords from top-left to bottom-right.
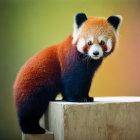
[[45, 97, 140, 140], [22, 131, 53, 140]]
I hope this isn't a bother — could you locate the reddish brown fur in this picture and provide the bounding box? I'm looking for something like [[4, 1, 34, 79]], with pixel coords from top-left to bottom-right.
[[101, 44, 108, 51], [14, 36, 74, 107], [14, 46, 59, 106], [83, 44, 90, 53]]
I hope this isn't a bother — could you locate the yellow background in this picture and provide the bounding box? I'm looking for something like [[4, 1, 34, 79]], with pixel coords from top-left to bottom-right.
[[0, 0, 140, 139]]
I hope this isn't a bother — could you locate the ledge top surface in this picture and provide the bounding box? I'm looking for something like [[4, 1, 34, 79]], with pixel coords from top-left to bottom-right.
[[52, 96, 140, 105]]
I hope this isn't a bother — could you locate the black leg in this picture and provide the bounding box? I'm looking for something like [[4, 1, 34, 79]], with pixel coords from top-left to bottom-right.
[[61, 61, 95, 103], [19, 117, 45, 134], [17, 91, 50, 134]]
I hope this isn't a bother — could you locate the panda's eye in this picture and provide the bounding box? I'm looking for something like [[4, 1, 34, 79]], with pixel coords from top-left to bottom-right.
[[88, 41, 92, 46], [100, 40, 105, 46]]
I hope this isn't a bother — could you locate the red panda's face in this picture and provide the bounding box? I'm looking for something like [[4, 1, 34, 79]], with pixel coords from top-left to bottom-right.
[[72, 13, 122, 60]]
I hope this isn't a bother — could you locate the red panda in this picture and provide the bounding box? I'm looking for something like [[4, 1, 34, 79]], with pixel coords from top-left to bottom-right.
[[13, 13, 122, 134]]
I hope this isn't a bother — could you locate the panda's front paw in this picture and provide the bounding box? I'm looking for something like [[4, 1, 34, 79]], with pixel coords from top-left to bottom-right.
[[66, 97, 93, 102], [79, 97, 93, 102], [66, 98, 88, 102], [86, 97, 94, 102]]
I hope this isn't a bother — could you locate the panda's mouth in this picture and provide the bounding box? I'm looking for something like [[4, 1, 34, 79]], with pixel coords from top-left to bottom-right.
[[81, 53, 102, 61], [90, 55, 102, 60]]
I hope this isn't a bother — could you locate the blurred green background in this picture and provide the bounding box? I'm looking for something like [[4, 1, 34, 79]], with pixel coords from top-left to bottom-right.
[[0, 0, 140, 139]]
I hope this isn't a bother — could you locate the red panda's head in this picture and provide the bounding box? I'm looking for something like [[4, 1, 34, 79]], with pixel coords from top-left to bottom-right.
[[72, 13, 122, 60]]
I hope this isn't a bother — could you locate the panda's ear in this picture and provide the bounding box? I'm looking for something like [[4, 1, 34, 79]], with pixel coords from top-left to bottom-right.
[[72, 13, 87, 44], [107, 15, 122, 31], [74, 13, 87, 28]]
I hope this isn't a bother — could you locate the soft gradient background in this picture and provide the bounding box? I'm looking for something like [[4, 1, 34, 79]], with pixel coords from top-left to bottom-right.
[[0, 0, 140, 139]]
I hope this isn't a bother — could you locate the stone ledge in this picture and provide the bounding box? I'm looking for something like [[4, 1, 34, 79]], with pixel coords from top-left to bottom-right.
[[22, 131, 53, 140], [45, 96, 140, 140]]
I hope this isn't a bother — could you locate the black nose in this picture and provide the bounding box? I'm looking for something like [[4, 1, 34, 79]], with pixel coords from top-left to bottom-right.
[[93, 51, 99, 56]]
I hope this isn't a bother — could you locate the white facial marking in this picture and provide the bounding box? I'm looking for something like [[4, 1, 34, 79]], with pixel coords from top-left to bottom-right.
[[76, 37, 85, 53], [98, 35, 106, 42], [88, 45, 103, 60], [106, 38, 112, 53], [87, 35, 94, 43]]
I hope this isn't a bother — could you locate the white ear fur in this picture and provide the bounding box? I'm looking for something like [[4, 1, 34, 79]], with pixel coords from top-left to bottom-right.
[[115, 15, 122, 30], [72, 21, 79, 44], [72, 13, 87, 44]]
